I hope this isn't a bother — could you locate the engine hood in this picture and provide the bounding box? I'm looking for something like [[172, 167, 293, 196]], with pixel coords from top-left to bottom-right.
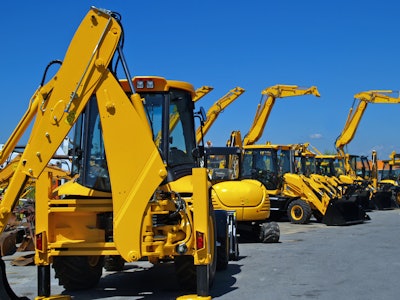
[[211, 179, 266, 208]]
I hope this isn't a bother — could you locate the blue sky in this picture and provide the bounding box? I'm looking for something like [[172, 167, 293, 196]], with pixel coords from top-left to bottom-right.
[[2, 1, 400, 160]]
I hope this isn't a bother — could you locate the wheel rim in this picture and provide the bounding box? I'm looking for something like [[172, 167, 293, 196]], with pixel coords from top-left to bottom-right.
[[291, 205, 304, 221]]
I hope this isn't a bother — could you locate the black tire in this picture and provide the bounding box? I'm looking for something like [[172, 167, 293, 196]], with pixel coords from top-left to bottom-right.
[[215, 210, 229, 270], [52, 256, 103, 290], [174, 207, 217, 292], [259, 222, 280, 243], [287, 200, 312, 224], [104, 255, 125, 271]]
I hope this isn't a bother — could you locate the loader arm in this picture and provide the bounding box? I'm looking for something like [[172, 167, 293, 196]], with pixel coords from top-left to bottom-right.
[[335, 90, 400, 159], [196, 87, 245, 143], [283, 173, 331, 215], [243, 85, 320, 146], [0, 7, 122, 233]]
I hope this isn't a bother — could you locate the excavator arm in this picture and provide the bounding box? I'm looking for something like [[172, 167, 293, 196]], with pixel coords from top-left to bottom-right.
[[0, 89, 41, 166], [243, 85, 320, 146], [193, 85, 214, 102], [335, 90, 400, 158], [0, 7, 124, 234], [196, 86, 245, 143]]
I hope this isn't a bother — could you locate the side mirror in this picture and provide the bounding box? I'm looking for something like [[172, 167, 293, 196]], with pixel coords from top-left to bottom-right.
[[199, 106, 207, 122], [195, 106, 207, 124]]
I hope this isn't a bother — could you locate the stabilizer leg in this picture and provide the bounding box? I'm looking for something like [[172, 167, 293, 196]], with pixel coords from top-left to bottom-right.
[[38, 265, 50, 297]]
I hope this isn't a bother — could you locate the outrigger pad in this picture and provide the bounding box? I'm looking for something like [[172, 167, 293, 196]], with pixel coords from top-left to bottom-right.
[[371, 191, 394, 210], [323, 195, 367, 226], [0, 256, 29, 300]]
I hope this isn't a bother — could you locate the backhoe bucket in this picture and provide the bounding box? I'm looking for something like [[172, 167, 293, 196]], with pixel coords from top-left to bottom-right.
[[371, 191, 394, 210], [0, 231, 17, 257], [0, 256, 29, 300], [322, 195, 367, 226]]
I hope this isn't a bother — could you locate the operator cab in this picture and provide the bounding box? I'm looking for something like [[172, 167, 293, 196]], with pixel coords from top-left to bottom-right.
[[70, 76, 200, 190], [241, 146, 281, 191], [133, 77, 198, 182]]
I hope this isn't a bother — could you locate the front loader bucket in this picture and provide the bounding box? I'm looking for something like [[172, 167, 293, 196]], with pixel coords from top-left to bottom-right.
[[354, 190, 371, 211], [371, 191, 394, 210], [322, 195, 367, 226], [0, 256, 29, 300]]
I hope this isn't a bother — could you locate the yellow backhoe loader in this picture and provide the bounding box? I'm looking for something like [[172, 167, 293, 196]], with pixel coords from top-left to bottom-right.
[[240, 142, 367, 225], [228, 84, 366, 225], [205, 146, 280, 244], [369, 150, 400, 209], [291, 143, 343, 199], [311, 147, 372, 210], [0, 7, 230, 300], [284, 143, 368, 224], [194, 87, 281, 244], [335, 89, 400, 209]]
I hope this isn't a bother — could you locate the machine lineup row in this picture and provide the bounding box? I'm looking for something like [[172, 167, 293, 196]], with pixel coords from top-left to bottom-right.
[[0, 6, 399, 300]]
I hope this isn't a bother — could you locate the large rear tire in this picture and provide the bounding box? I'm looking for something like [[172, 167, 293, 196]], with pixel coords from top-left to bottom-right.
[[287, 200, 312, 224], [52, 256, 103, 290]]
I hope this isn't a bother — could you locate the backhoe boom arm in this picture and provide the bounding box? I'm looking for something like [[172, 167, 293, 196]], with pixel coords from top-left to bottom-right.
[[196, 86, 245, 143], [0, 7, 122, 233], [335, 90, 400, 156], [243, 85, 320, 146]]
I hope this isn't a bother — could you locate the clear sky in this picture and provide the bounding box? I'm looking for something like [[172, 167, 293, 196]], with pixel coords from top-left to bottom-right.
[[2, 1, 400, 160]]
